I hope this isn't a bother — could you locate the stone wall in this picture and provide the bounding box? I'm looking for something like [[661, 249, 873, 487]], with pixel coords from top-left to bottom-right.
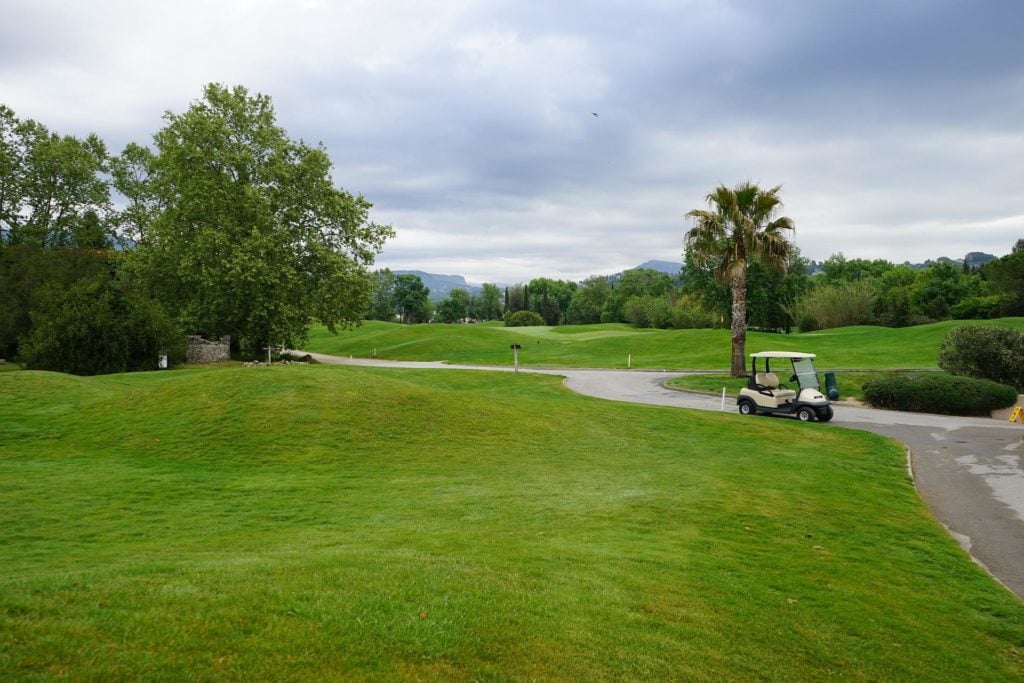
[[185, 335, 231, 364]]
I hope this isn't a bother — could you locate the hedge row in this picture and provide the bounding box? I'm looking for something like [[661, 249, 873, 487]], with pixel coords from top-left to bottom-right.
[[505, 310, 546, 327], [862, 373, 1018, 416]]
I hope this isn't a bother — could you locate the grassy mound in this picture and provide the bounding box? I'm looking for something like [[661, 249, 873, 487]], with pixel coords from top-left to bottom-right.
[[1, 366, 1022, 679], [306, 318, 1024, 370]]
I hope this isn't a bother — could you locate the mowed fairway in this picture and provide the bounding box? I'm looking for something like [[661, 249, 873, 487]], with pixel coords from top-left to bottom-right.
[[2, 366, 1023, 679], [306, 318, 1024, 370]]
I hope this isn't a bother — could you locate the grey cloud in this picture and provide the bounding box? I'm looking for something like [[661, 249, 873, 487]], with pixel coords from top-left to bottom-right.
[[2, 0, 1023, 282]]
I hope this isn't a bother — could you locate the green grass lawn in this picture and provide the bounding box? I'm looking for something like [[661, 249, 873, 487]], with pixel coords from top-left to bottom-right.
[[306, 318, 1024, 371], [2, 365, 1022, 679]]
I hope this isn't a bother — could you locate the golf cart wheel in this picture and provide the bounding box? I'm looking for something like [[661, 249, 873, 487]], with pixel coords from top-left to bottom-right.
[[818, 406, 834, 423], [738, 400, 755, 416], [796, 407, 816, 422]]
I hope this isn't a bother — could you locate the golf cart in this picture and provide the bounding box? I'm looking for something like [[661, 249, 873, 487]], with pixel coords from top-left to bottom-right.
[[737, 352, 833, 422]]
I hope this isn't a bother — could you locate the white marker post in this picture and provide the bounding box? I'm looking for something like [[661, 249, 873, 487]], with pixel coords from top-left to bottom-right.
[[721, 387, 727, 411], [510, 343, 521, 373], [628, 353, 632, 369]]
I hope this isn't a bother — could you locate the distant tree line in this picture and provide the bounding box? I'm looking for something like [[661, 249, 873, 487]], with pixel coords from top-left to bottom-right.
[[367, 243, 1024, 335], [788, 248, 1024, 330], [360, 179, 1024, 342], [365, 267, 688, 327], [1, 85, 392, 374]]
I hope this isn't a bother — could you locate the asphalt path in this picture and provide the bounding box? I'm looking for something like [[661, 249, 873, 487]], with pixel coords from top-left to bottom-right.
[[300, 352, 1024, 599]]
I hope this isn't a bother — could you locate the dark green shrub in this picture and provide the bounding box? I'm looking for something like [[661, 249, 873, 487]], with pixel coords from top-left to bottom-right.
[[906, 314, 936, 327], [0, 245, 113, 357], [796, 312, 820, 333], [950, 295, 1011, 320], [623, 295, 673, 329], [21, 277, 183, 376], [862, 373, 1018, 416], [938, 325, 1024, 391], [504, 310, 545, 327], [671, 295, 720, 329]]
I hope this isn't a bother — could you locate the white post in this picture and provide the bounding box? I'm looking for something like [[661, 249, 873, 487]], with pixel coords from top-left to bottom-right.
[[514, 347, 519, 373], [721, 387, 727, 411], [627, 353, 632, 369]]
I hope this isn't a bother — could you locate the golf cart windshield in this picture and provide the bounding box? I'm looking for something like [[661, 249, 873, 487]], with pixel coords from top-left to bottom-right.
[[792, 357, 820, 389]]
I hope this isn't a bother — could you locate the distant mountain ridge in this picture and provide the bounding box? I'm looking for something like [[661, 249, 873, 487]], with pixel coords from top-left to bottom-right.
[[633, 260, 683, 275], [394, 270, 483, 302]]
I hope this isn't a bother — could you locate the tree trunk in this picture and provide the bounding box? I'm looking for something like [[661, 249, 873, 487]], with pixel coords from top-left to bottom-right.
[[730, 269, 747, 377]]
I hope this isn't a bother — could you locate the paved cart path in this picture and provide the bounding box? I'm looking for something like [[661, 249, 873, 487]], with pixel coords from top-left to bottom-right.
[[300, 352, 1024, 599]]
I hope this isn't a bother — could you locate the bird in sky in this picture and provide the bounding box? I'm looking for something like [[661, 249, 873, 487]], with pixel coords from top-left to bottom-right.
[[591, 112, 598, 117]]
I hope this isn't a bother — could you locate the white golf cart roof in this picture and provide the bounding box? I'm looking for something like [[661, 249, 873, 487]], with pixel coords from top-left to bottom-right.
[[749, 351, 816, 359]]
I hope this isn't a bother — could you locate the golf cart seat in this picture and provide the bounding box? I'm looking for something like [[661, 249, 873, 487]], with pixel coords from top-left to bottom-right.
[[739, 351, 831, 420], [755, 372, 796, 401]]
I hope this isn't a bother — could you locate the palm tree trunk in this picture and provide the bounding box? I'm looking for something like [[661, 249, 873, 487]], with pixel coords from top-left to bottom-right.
[[730, 269, 747, 377]]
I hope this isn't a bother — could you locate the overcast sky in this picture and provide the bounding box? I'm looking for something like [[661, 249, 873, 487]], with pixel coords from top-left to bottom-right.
[[3, 0, 1023, 283]]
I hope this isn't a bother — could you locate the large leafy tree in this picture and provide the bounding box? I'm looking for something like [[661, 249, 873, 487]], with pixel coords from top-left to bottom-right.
[[505, 284, 527, 314], [113, 84, 393, 353], [603, 268, 674, 323], [911, 261, 980, 320], [981, 245, 1024, 315], [683, 250, 808, 333], [745, 253, 810, 333], [366, 268, 398, 321], [872, 265, 918, 327], [818, 254, 894, 284], [436, 288, 471, 323], [685, 182, 795, 376], [0, 105, 112, 249], [566, 275, 612, 324], [393, 274, 431, 323], [474, 283, 503, 321], [526, 277, 576, 325], [0, 245, 114, 357]]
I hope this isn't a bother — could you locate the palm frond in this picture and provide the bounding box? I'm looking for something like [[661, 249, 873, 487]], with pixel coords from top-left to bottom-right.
[[683, 181, 795, 280]]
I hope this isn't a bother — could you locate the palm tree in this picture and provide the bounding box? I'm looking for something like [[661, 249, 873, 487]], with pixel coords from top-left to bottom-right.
[[685, 182, 795, 376]]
